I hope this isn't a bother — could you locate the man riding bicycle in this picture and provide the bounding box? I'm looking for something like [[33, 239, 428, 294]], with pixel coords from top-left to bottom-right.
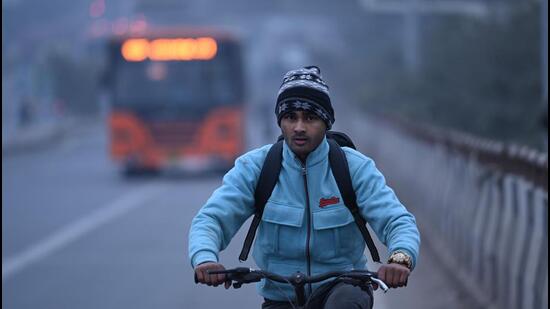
[[189, 66, 420, 308]]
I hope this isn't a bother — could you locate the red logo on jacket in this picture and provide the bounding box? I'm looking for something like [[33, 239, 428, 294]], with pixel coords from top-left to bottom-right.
[[319, 197, 340, 208]]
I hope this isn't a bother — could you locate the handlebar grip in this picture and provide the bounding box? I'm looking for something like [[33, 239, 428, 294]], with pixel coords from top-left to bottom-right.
[[207, 269, 231, 275], [196, 267, 251, 284]]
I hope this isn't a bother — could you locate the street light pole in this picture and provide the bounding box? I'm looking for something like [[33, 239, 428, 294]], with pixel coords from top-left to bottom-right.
[[404, 0, 420, 74], [542, 0, 548, 100]]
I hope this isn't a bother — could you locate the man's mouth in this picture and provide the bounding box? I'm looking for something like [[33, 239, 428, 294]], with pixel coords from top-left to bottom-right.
[[293, 137, 308, 146]]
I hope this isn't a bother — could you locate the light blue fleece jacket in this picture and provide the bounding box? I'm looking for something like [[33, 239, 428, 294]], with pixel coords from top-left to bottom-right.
[[189, 137, 420, 301]]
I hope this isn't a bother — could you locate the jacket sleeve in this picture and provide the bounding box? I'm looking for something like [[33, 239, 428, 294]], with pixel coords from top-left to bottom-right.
[[188, 148, 266, 268], [348, 151, 421, 269]]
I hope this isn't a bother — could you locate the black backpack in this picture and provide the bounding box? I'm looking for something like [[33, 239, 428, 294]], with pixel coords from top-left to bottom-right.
[[239, 131, 381, 263]]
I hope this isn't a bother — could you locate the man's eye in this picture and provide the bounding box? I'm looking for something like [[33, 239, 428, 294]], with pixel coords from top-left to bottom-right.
[[307, 115, 319, 121]]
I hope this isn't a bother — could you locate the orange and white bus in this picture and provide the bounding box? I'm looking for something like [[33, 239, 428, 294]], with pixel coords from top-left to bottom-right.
[[103, 29, 245, 175]]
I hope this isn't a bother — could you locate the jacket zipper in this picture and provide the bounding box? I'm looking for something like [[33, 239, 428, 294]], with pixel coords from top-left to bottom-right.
[[301, 164, 313, 296]]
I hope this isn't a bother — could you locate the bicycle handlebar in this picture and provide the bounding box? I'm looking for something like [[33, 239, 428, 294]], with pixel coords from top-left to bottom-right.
[[195, 267, 389, 293]]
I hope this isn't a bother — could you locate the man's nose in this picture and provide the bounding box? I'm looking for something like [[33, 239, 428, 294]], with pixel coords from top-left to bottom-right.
[[294, 119, 306, 132]]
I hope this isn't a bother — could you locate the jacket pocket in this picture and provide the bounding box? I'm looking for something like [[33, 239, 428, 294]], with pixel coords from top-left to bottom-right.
[[312, 205, 358, 260], [262, 202, 304, 227], [259, 201, 304, 257]]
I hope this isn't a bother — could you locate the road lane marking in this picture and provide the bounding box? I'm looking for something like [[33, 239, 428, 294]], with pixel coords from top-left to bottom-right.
[[2, 183, 166, 282]]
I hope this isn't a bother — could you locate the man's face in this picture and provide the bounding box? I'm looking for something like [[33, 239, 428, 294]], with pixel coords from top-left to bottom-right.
[[280, 110, 327, 162]]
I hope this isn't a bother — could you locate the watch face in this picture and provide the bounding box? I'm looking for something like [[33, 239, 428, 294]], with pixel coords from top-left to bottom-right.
[[391, 253, 403, 260], [389, 252, 411, 269]]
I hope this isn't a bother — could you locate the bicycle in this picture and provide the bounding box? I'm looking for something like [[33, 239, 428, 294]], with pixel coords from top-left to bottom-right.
[[195, 267, 389, 309]]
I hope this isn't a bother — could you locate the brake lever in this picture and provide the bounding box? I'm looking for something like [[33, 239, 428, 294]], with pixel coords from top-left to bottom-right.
[[371, 277, 389, 293]]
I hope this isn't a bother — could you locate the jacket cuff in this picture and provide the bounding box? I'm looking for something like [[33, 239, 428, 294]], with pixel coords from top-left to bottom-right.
[[191, 250, 218, 268]]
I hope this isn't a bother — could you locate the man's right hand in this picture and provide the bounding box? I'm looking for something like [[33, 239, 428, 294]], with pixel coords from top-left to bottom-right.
[[194, 262, 231, 289]]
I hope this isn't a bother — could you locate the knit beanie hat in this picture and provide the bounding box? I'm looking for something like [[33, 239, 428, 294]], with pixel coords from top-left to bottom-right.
[[275, 66, 335, 129]]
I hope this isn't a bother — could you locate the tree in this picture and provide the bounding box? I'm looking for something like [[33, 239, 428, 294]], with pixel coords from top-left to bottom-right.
[[360, 1, 544, 148]]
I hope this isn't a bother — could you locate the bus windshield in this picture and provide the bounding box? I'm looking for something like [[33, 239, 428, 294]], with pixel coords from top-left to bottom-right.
[[112, 42, 242, 108]]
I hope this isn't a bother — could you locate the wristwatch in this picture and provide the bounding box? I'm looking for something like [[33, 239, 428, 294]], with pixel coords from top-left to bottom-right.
[[387, 251, 412, 270]]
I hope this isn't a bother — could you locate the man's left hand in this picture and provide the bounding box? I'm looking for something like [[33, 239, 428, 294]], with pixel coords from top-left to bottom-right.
[[377, 263, 410, 288]]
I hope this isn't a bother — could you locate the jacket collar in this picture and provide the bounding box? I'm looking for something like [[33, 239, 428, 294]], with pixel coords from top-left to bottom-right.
[[282, 136, 329, 169]]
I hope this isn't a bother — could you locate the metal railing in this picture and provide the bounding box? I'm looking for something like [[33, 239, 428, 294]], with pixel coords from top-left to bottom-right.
[[359, 115, 548, 309]]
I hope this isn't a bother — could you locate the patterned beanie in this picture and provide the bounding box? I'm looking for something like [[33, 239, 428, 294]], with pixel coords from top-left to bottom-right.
[[275, 66, 335, 129]]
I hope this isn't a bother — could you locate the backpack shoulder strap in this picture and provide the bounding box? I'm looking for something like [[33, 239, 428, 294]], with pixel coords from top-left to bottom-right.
[[239, 140, 284, 262], [326, 131, 357, 149], [327, 139, 381, 263]]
